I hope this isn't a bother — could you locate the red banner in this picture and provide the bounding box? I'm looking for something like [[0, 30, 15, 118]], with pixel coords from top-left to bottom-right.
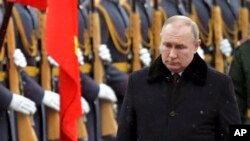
[[46, 0, 81, 140], [8, 0, 47, 10]]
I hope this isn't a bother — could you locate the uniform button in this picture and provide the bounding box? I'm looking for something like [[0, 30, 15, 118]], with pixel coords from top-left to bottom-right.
[[169, 111, 176, 117]]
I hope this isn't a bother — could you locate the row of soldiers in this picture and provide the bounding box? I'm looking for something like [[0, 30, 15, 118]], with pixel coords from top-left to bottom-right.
[[0, 0, 250, 141]]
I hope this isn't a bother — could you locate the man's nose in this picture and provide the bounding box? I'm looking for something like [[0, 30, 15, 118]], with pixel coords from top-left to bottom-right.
[[169, 48, 177, 58]]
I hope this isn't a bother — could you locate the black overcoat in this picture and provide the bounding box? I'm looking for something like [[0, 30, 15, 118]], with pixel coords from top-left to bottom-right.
[[116, 54, 240, 141]]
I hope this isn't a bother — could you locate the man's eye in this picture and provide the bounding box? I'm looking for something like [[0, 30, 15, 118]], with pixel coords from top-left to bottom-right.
[[176, 45, 185, 49], [165, 43, 172, 48]]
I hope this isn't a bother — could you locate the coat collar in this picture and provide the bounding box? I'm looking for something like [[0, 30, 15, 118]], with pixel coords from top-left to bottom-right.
[[147, 53, 207, 86]]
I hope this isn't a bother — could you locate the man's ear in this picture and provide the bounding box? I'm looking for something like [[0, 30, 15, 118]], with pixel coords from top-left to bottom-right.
[[194, 39, 201, 53]]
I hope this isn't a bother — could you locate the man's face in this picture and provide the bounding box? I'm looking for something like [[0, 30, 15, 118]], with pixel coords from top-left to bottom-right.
[[160, 23, 200, 73]]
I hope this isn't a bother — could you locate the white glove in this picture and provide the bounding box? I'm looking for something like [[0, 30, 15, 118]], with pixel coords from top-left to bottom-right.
[[220, 39, 232, 57], [81, 97, 90, 114], [77, 48, 84, 65], [13, 49, 27, 68], [43, 90, 60, 111], [139, 47, 151, 67], [98, 83, 117, 102], [197, 46, 205, 59], [47, 56, 59, 67], [98, 44, 112, 63], [9, 94, 37, 115]]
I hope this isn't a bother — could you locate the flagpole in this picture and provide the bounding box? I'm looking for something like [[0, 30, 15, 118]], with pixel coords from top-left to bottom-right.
[[0, 1, 14, 49]]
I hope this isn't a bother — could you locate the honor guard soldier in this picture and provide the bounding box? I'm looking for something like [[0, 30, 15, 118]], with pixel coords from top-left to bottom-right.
[[135, 0, 153, 64], [12, 4, 60, 141], [78, 3, 101, 141], [96, 1, 152, 140], [121, 0, 152, 66], [191, 0, 233, 73], [77, 1, 117, 141], [216, 0, 239, 72], [0, 2, 37, 140], [95, 0, 131, 140], [96, 0, 151, 111], [80, 0, 132, 140]]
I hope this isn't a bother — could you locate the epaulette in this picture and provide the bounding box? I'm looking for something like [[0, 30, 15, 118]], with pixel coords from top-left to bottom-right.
[[236, 37, 250, 48]]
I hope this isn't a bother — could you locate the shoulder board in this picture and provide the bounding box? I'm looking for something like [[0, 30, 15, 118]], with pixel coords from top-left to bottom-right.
[[236, 37, 250, 48]]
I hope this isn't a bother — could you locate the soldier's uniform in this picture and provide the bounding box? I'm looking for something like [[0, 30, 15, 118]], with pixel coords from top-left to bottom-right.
[[0, 5, 14, 141], [216, 0, 239, 45], [229, 38, 250, 124], [216, 0, 239, 69], [0, 22, 17, 139], [96, 0, 129, 115], [191, 0, 216, 67], [0, 85, 14, 141], [160, 0, 180, 19], [78, 3, 101, 141], [97, 0, 130, 66], [0, 4, 23, 141], [192, 0, 239, 73], [135, 0, 153, 56], [12, 4, 46, 141], [96, 0, 130, 140]]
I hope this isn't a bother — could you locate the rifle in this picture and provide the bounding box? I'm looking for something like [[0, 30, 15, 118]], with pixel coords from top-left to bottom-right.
[[89, 0, 117, 137], [130, 0, 141, 71], [38, 11, 60, 140], [7, 17, 38, 141], [211, 0, 224, 73], [152, 0, 162, 60], [239, 0, 249, 40]]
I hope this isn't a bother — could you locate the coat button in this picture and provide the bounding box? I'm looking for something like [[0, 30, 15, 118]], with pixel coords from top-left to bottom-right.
[[169, 111, 176, 117]]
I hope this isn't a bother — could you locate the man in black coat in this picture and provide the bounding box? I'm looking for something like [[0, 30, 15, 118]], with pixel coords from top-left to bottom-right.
[[116, 15, 241, 141]]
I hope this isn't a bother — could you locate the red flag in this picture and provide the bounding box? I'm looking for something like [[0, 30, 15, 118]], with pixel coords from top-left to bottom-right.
[[8, 0, 47, 10], [46, 0, 81, 141]]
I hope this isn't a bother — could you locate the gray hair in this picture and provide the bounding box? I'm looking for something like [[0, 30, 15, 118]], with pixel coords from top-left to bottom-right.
[[160, 16, 200, 41]]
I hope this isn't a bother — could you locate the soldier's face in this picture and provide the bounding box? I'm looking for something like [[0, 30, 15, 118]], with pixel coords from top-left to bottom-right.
[[160, 23, 200, 73]]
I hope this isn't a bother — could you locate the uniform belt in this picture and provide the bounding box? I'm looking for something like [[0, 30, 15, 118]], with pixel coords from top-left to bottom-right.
[[0, 71, 6, 82], [24, 66, 39, 77], [112, 62, 131, 73], [52, 63, 92, 77], [80, 63, 92, 74]]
